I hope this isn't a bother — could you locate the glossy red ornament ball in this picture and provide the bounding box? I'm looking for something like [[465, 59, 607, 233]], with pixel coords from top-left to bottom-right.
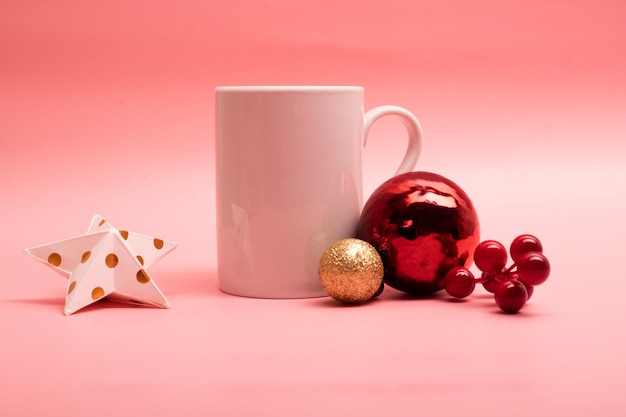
[[357, 172, 480, 294]]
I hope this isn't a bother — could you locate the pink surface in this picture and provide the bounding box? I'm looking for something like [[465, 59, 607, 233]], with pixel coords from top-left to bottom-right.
[[1, 0, 626, 415]]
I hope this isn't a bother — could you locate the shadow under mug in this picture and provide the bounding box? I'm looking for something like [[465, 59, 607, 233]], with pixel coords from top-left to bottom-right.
[[215, 86, 423, 298]]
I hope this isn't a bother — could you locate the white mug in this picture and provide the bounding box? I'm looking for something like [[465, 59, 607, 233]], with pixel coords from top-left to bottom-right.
[[215, 86, 423, 298]]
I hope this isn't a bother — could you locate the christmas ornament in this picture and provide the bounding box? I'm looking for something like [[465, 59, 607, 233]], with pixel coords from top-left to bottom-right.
[[443, 234, 550, 314], [358, 171, 480, 294], [318, 238, 384, 304], [25, 214, 176, 315]]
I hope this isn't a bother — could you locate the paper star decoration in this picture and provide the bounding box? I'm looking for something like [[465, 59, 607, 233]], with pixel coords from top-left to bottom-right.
[[25, 215, 177, 315]]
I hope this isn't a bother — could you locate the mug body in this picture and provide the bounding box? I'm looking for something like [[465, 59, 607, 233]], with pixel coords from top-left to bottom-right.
[[215, 86, 364, 298]]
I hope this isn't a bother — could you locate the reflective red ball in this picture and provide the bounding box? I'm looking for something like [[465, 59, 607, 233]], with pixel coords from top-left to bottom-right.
[[357, 172, 480, 294]]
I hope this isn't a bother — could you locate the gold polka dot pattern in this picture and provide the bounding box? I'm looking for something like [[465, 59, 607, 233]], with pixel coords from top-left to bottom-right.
[[136, 269, 151, 284], [48, 253, 62, 266], [91, 287, 105, 300], [105, 254, 119, 268], [25, 215, 176, 315]]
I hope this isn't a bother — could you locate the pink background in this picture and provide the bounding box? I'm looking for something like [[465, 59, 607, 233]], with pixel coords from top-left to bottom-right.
[[1, 0, 625, 415]]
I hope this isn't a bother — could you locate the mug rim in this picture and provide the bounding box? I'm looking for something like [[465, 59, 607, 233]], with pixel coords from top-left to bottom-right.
[[215, 86, 363, 93]]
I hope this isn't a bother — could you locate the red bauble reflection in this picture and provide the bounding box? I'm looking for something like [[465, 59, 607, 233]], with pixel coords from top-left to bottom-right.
[[357, 172, 480, 294]]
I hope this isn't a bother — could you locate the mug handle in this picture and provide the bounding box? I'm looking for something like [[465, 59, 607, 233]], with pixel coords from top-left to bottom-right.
[[364, 105, 423, 174]]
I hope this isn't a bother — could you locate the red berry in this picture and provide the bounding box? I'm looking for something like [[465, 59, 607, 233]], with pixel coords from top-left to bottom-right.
[[510, 234, 543, 263], [482, 279, 500, 293], [480, 272, 501, 293], [474, 240, 507, 274], [507, 271, 534, 300], [494, 280, 528, 313], [522, 282, 534, 300], [444, 267, 475, 298], [516, 252, 550, 286]]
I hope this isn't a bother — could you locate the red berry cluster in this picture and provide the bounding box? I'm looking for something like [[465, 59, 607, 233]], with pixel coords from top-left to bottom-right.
[[443, 234, 550, 313]]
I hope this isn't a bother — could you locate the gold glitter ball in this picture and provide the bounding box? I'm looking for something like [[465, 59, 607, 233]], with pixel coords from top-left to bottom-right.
[[318, 238, 384, 304]]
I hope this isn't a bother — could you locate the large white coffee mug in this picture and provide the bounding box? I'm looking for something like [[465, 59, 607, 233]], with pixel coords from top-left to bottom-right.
[[215, 86, 422, 298]]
